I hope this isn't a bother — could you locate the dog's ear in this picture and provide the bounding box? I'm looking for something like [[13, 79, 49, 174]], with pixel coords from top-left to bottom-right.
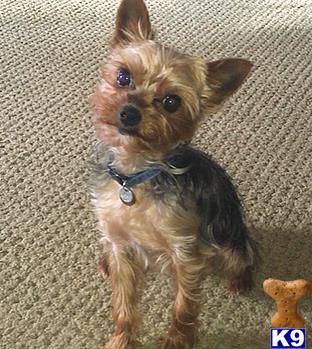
[[206, 58, 253, 106], [112, 0, 153, 46]]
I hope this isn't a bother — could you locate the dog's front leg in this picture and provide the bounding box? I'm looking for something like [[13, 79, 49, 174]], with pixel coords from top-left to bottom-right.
[[103, 247, 143, 349], [161, 258, 203, 349]]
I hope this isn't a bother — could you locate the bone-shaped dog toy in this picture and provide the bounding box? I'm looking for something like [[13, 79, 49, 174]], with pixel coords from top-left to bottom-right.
[[263, 278, 310, 328]]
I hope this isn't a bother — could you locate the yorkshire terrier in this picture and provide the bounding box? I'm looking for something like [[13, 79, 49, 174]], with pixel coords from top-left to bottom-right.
[[90, 0, 257, 348]]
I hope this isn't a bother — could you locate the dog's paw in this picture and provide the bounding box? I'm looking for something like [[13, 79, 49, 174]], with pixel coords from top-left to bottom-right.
[[102, 342, 137, 349], [158, 334, 194, 349], [228, 266, 253, 294], [102, 335, 140, 349]]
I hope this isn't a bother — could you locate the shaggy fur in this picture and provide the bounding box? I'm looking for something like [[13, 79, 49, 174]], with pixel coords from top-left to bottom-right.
[[90, 0, 258, 348]]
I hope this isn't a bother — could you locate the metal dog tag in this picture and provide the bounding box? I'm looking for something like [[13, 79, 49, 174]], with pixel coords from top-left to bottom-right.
[[119, 186, 135, 205]]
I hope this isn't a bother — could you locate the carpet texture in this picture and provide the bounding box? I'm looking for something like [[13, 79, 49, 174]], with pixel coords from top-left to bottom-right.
[[1, 0, 311, 348]]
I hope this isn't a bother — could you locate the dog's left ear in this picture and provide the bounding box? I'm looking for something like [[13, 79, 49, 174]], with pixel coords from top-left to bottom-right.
[[206, 58, 253, 106], [112, 0, 153, 46]]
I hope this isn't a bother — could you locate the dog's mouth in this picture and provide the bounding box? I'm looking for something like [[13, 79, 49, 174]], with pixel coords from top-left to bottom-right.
[[100, 120, 138, 136], [118, 126, 138, 136], [101, 120, 116, 127], [97, 118, 141, 138]]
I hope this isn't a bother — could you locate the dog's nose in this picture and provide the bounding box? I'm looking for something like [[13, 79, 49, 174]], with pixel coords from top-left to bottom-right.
[[119, 105, 142, 127]]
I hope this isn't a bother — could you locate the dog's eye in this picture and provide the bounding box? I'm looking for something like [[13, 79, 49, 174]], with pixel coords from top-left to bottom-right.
[[162, 95, 181, 113], [117, 69, 132, 87]]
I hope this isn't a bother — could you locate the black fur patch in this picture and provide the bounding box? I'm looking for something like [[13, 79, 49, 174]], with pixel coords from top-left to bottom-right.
[[151, 145, 254, 256], [91, 142, 256, 261]]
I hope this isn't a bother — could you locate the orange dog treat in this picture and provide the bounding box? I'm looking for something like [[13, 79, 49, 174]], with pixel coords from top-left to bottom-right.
[[263, 278, 310, 328]]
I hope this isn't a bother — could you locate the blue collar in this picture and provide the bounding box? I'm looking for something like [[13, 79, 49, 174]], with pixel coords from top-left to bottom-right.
[[107, 163, 162, 189], [104, 148, 189, 205]]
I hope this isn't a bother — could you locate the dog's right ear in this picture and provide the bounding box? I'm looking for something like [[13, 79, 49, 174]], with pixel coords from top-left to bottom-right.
[[111, 0, 153, 46], [205, 58, 253, 107]]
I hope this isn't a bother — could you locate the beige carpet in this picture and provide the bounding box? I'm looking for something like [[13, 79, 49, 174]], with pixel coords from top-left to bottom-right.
[[1, 0, 311, 348]]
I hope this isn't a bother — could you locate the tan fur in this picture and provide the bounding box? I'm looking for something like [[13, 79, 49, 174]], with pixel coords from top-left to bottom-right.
[[93, 174, 219, 349], [91, 1, 254, 348], [91, 42, 210, 165]]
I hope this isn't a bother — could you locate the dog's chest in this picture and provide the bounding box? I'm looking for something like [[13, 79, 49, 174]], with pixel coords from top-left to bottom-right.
[[92, 178, 175, 250]]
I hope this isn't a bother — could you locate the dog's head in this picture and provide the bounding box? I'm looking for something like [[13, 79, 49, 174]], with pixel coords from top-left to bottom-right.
[[91, 0, 252, 157]]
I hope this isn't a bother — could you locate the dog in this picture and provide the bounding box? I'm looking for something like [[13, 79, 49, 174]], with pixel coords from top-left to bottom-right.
[[90, 0, 257, 348]]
